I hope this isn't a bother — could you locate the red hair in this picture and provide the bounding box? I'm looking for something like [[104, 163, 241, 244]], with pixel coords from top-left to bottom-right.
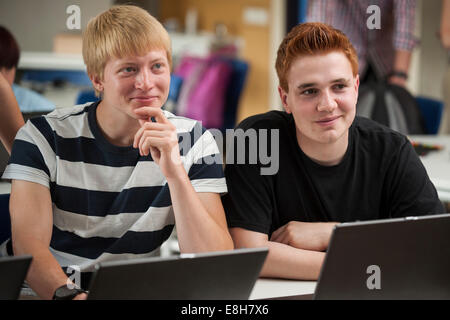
[[276, 22, 358, 92]]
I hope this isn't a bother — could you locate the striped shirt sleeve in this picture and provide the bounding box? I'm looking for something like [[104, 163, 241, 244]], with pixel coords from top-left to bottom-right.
[[2, 117, 56, 188], [186, 125, 227, 194]]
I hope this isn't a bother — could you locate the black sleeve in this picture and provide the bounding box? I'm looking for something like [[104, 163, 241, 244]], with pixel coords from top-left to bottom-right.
[[221, 122, 277, 235], [385, 138, 445, 218], [221, 160, 273, 234]]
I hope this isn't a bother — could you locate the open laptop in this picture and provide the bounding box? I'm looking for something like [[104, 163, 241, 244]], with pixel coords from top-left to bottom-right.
[[87, 247, 268, 300], [0, 255, 32, 300], [284, 213, 450, 300]]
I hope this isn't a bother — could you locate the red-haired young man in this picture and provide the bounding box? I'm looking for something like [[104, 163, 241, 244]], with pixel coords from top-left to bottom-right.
[[222, 23, 444, 280]]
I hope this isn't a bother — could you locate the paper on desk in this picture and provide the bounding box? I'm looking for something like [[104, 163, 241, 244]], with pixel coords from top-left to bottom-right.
[[433, 178, 450, 192]]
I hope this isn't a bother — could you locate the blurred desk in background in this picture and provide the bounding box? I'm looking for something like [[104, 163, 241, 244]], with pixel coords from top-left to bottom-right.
[[19, 51, 86, 71], [17, 51, 92, 108], [410, 135, 450, 203]]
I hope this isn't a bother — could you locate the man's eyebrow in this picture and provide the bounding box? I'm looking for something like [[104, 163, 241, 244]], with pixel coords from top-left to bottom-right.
[[297, 82, 317, 89], [331, 78, 351, 84], [150, 58, 167, 64], [297, 78, 351, 89], [116, 57, 165, 65], [115, 61, 136, 67]]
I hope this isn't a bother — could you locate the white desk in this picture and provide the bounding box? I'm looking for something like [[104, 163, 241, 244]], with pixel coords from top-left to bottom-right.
[[409, 135, 450, 203], [0, 182, 11, 194], [19, 278, 316, 300], [19, 278, 317, 300], [17, 34, 214, 72], [250, 279, 316, 300], [19, 51, 86, 71]]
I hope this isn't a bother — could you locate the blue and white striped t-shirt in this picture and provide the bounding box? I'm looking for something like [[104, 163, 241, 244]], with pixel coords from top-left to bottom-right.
[[2, 101, 227, 273]]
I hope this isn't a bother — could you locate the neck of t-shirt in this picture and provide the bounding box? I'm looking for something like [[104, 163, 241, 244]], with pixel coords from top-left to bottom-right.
[[296, 130, 350, 167]]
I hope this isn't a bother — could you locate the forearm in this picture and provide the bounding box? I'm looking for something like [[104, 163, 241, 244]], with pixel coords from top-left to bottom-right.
[[10, 180, 70, 299], [258, 241, 325, 280], [133, 107, 233, 252], [167, 171, 233, 253], [13, 237, 70, 300], [393, 50, 411, 74], [441, 0, 450, 49], [442, 0, 450, 30], [0, 75, 24, 154], [388, 50, 412, 86]]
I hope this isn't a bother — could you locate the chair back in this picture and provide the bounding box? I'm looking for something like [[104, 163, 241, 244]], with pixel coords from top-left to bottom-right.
[[0, 194, 11, 244], [416, 96, 444, 134], [76, 89, 99, 105]]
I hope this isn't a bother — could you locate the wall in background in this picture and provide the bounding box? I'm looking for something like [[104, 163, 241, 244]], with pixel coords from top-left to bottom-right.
[[114, 0, 159, 16], [418, 0, 447, 101], [1, 0, 280, 122], [160, 0, 275, 123], [0, 0, 112, 52], [2, 0, 445, 119]]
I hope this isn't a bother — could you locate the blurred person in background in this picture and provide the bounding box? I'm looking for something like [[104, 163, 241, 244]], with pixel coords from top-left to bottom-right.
[[0, 26, 54, 114], [439, 0, 450, 134], [0, 71, 23, 154], [307, 0, 418, 87]]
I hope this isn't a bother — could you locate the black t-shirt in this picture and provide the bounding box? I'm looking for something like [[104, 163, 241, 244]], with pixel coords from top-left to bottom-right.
[[222, 111, 444, 236]]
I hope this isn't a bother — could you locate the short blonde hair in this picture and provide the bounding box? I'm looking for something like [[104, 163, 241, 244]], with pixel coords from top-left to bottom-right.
[[83, 5, 172, 94]]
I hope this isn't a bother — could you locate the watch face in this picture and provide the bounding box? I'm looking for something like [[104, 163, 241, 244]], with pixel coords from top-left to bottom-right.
[[55, 285, 83, 300]]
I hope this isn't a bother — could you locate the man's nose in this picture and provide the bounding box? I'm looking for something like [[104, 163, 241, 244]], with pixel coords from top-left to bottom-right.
[[135, 69, 153, 91], [317, 90, 338, 113]]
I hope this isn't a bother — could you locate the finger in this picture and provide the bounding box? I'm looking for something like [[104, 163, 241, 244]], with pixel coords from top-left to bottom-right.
[[140, 130, 168, 140], [134, 122, 172, 149], [138, 118, 162, 127], [139, 133, 164, 153], [134, 107, 168, 124], [140, 121, 168, 131], [138, 131, 169, 150], [149, 146, 160, 162], [138, 127, 178, 154], [279, 232, 290, 245], [273, 230, 289, 245], [140, 136, 166, 156], [270, 225, 286, 242], [133, 125, 145, 149]]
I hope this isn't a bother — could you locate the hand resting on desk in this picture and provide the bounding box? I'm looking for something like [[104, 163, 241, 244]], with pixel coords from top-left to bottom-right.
[[270, 221, 337, 252], [230, 223, 337, 280]]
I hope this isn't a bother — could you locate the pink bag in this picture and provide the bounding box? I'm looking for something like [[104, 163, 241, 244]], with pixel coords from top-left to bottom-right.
[[174, 55, 232, 129]]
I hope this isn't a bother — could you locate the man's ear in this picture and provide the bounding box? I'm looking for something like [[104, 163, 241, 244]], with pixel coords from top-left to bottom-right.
[[278, 86, 291, 114], [354, 74, 360, 97], [90, 74, 104, 93]]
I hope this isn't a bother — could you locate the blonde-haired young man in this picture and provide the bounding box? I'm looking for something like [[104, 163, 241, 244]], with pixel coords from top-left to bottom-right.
[[2, 5, 233, 300]]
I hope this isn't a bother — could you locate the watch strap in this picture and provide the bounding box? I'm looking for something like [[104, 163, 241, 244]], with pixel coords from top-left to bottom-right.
[[387, 70, 408, 80], [52, 284, 87, 300]]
